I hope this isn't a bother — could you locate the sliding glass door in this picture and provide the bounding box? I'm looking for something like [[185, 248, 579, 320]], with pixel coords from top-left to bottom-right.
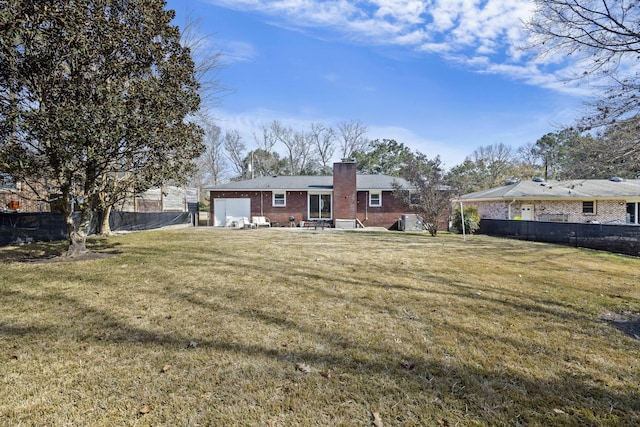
[[309, 193, 332, 220]]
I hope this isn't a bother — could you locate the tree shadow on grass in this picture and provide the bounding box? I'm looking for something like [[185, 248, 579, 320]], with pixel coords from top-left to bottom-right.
[[171, 284, 640, 423], [3, 231, 638, 424], [601, 312, 640, 340], [2, 283, 639, 425], [0, 237, 122, 263]]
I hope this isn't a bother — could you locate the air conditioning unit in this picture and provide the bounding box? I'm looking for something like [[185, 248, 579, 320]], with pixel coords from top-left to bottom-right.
[[400, 214, 422, 232]]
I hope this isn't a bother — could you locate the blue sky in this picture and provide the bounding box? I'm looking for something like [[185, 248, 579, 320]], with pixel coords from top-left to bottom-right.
[[166, 0, 589, 170]]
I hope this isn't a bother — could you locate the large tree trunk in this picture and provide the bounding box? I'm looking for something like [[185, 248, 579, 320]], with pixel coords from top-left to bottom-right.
[[65, 205, 92, 257], [100, 204, 112, 236], [67, 229, 89, 257]]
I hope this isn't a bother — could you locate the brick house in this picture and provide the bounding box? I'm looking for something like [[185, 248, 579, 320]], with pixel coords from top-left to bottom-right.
[[459, 178, 640, 225], [204, 160, 419, 229], [0, 174, 51, 213], [1, 170, 196, 214]]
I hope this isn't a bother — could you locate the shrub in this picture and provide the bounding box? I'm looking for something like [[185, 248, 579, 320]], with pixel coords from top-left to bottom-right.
[[452, 205, 480, 234]]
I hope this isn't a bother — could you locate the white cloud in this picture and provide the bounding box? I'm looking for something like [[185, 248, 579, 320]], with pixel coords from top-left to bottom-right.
[[221, 40, 257, 63], [372, 0, 428, 25], [202, 0, 591, 98], [205, 0, 532, 51]]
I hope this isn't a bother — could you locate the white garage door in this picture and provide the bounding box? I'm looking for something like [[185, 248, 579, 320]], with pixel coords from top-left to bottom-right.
[[213, 198, 251, 226]]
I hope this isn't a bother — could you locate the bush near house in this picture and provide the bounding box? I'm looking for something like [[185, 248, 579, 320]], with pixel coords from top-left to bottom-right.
[[452, 205, 480, 234]]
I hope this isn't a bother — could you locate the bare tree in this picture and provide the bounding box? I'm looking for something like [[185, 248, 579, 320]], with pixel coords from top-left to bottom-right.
[[308, 122, 336, 174], [270, 121, 294, 174], [526, 0, 640, 126], [253, 123, 278, 153], [468, 143, 518, 187], [516, 142, 541, 170], [446, 143, 524, 194], [179, 12, 227, 106], [393, 156, 451, 237], [294, 130, 319, 174], [269, 120, 318, 175], [515, 142, 542, 180], [198, 115, 227, 185], [224, 130, 246, 178], [337, 120, 369, 159]]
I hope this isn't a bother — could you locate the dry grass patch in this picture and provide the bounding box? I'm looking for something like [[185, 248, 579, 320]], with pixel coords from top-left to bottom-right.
[[1, 229, 639, 426]]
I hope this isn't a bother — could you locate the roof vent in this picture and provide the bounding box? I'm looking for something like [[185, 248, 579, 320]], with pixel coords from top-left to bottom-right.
[[610, 176, 624, 182], [532, 177, 545, 183]]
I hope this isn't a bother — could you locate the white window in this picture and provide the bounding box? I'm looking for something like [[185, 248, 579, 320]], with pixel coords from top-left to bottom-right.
[[369, 191, 381, 207], [582, 201, 596, 214], [273, 192, 286, 207]]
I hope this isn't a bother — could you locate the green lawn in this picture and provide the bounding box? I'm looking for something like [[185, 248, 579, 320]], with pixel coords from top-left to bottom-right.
[[1, 228, 639, 426]]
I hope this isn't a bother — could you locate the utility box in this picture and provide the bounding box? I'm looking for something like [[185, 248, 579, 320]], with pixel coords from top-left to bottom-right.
[[399, 214, 423, 232], [334, 219, 356, 229]]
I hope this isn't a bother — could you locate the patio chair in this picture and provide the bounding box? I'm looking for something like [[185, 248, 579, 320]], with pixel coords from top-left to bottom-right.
[[251, 216, 271, 228]]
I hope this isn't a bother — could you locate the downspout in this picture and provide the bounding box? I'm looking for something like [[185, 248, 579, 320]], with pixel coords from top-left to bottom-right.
[[365, 191, 368, 221], [260, 191, 264, 216], [508, 199, 516, 220]]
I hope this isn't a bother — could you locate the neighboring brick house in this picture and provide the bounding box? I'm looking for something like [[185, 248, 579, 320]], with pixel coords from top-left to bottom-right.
[[459, 178, 640, 225], [1, 169, 197, 214], [204, 160, 420, 229], [1, 179, 24, 212], [0, 174, 51, 212]]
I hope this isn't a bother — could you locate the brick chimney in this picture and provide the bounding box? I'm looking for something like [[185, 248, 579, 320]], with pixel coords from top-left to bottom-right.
[[333, 159, 357, 220]]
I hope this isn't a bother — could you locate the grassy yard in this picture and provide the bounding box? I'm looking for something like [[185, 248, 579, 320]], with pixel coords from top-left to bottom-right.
[[1, 228, 639, 426]]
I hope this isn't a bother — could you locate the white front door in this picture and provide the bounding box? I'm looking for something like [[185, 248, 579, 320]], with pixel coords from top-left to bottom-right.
[[521, 204, 534, 221]]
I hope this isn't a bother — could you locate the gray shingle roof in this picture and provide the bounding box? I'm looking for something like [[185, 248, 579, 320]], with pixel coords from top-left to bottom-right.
[[460, 179, 640, 200], [203, 174, 414, 191]]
